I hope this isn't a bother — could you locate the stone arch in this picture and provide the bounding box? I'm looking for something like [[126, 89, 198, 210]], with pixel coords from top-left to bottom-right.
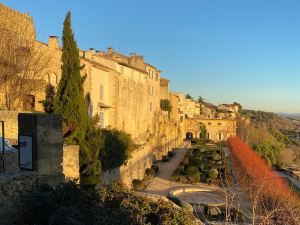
[[186, 132, 193, 140]]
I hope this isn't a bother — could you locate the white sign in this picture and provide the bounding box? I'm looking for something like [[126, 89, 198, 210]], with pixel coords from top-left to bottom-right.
[[19, 136, 33, 170]]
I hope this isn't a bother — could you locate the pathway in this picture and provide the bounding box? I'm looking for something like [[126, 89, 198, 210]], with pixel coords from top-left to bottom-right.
[[276, 171, 300, 190], [142, 141, 217, 196]]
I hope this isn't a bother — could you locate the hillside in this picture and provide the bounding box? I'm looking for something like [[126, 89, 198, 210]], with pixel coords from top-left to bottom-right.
[[238, 109, 300, 168]]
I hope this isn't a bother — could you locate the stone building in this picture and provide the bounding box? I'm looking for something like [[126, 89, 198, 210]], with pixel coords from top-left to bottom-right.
[[185, 118, 237, 141], [80, 47, 161, 143], [0, 3, 62, 111]]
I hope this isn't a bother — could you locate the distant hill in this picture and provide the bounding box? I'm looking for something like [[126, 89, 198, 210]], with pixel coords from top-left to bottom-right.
[[242, 110, 300, 132], [277, 113, 300, 121]]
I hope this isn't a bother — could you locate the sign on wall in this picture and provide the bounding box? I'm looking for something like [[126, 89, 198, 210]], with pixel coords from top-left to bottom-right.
[[19, 135, 33, 170]]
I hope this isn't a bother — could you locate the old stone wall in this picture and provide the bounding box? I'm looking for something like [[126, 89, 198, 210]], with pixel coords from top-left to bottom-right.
[[101, 113, 184, 187], [101, 143, 153, 187], [3, 151, 18, 173], [62, 145, 80, 182], [0, 110, 19, 143], [0, 172, 37, 199]]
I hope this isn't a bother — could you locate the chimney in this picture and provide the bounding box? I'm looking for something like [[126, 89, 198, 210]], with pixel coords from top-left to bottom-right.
[[48, 36, 59, 49], [90, 48, 95, 55], [107, 46, 113, 53]]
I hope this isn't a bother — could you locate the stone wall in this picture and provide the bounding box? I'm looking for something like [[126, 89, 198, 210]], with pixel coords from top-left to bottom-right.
[[3, 151, 18, 173], [0, 172, 37, 199], [101, 113, 184, 187], [101, 143, 152, 187], [62, 145, 80, 182], [0, 110, 19, 143]]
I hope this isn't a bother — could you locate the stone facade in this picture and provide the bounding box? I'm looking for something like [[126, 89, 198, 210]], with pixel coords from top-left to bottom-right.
[[62, 145, 80, 182], [18, 113, 64, 186], [80, 48, 161, 143], [185, 118, 237, 141]]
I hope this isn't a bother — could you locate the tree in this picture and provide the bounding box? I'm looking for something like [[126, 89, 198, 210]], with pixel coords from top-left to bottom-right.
[[228, 137, 299, 224], [54, 12, 88, 144], [42, 84, 55, 113], [199, 122, 208, 140], [197, 95, 205, 103], [186, 94, 193, 100], [160, 99, 172, 112], [54, 12, 100, 187], [100, 129, 134, 171]]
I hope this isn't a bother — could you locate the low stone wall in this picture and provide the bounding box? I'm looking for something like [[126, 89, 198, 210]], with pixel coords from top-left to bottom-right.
[[101, 143, 153, 187], [0, 172, 37, 198], [2, 150, 18, 173], [62, 145, 80, 182]]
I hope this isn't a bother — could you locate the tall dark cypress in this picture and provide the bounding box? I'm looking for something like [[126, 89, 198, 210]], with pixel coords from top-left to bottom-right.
[[54, 12, 88, 144], [54, 12, 101, 187]]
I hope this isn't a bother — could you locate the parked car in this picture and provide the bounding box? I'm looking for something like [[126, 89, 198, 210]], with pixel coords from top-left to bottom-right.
[[0, 138, 16, 152]]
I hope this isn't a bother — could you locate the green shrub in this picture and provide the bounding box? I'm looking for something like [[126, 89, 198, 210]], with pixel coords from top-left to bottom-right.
[[100, 129, 134, 171], [167, 151, 175, 158], [197, 162, 205, 172], [212, 154, 221, 161], [178, 163, 185, 171], [190, 157, 202, 167], [145, 168, 155, 179], [184, 166, 200, 183], [160, 99, 172, 112], [182, 156, 189, 165], [171, 168, 181, 182], [205, 178, 212, 184], [14, 182, 198, 225], [180, 201, 194, 213], [132, 179, 145, 191], [208, 169, 218, 179], [167, 196, 182, 206], [162, 155, 169, 162], [151, 165, 159, 174]]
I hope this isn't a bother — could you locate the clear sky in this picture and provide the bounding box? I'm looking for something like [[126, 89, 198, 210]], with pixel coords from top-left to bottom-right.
[[2, 0, 300, 113]]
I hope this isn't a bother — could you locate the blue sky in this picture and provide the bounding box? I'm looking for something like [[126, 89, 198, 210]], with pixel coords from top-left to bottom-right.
[[2, 0, 300, 113]]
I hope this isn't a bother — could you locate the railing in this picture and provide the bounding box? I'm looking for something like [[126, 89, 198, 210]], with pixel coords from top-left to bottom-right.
[[281, 168, 300, 181]]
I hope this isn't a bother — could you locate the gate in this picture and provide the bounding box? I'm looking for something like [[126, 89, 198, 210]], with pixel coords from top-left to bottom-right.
[[0, 121, 4, 173]]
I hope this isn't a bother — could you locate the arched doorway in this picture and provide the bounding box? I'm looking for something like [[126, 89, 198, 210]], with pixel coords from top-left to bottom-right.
[[186, 132, 193, 140]]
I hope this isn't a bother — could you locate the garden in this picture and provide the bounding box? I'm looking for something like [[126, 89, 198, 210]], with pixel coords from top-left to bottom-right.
[[171, 139, 232, 185]]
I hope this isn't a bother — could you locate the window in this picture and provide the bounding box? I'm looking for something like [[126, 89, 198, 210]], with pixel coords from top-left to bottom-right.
[[99, 112, 104, 128], [218, 133, 222, 140], [208, 122, 212, 125], [218, 122, 222, 125], [155, 73, 158, 81], [150, 102, 152, 112], [152, 86, 154, 95], [99, 84, 104, 100]]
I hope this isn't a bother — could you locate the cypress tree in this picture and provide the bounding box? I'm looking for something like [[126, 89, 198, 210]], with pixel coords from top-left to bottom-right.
[[54, 12, 100, 186], [54, 12, 88, 144]]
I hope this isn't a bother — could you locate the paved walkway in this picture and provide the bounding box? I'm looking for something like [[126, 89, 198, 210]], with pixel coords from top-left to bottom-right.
[[142, 142, 217, 196], [276, 171, 300, 190]]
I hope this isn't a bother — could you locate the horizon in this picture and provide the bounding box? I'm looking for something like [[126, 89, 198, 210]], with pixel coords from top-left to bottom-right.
[[2, 0, 299, 113]]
